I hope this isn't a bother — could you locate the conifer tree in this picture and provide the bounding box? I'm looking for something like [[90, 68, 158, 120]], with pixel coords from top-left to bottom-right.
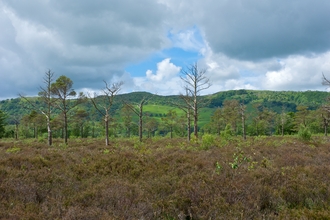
[[51, 75, 85, 144]]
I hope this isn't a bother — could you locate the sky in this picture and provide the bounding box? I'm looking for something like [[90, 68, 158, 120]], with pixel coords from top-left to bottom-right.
[[1, 0, 330, 100]]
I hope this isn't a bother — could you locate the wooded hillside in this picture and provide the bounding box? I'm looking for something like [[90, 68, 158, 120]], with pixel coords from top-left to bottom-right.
[[0, 89, 329, 140]]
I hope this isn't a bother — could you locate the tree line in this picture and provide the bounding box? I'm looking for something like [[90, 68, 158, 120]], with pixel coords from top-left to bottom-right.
[[0, 67, 330, 144]]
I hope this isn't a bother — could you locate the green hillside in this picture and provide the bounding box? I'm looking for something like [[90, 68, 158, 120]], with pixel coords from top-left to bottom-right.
[[206, 89, 329, 111], [0, 89, 329, 139], [1, 89, 329, 119]]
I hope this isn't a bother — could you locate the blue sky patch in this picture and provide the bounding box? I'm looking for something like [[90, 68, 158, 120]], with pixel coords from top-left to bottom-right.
[[126, 26, 205, 77]]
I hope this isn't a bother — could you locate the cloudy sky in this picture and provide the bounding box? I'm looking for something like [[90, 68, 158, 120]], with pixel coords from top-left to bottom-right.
[[1, 0, 330, 100]]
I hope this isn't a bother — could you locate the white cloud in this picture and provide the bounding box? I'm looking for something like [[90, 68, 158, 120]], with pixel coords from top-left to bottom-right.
[[198, 45, 330, 94], [263, 53, 330, 91], [128, 59, 183, 95], [224, 80, 256, 91], [138, 76, 183, 95], [146, 58, 181, 82]]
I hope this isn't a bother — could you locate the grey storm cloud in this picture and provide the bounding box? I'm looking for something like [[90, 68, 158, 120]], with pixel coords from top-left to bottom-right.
[[0, 0, 330, 99], [165, 0, 330, 60], [3, 0, 168, 53], [160, 0, 330, 62]]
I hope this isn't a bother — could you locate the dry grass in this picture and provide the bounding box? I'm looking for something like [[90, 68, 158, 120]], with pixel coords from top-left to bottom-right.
[[0, 136, 330, 219]]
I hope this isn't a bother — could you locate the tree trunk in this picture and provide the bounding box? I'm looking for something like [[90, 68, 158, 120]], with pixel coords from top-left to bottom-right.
[[64, 112, 68, 144], [47, 122, 52, 146], [15, 124, 19, 140], [325, 125, 328, 137], [187, 110, 191, 141], [194, 112, 198, 139], [81, 125, 84, 138], [255, 121, 259, 136], [193, 98, 198, 139], [33, 124, 36, 139], [105, 116, 109, 146], [242, 114, 246, 140], [324, 118, 328, 137], [126, 127, 130, 138], [139, 114, 143, 142]]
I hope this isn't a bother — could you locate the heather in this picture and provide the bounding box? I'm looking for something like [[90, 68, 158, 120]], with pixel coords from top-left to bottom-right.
[[0, 136, 330, 219]]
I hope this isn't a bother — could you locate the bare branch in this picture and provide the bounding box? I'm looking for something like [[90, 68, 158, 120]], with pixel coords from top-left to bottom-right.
[[322, 73, 330, 87], [179, 62, 212, 139], [19, 69, 56, 145], [88, 80, 123, 145]]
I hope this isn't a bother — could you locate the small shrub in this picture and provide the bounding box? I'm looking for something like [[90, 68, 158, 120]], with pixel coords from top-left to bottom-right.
[[229, 148, 250, 169], [201, 134, 215, 150], [190, 135, 199, 144], [221, 124, 233, 140], [103, 149, 110, 154], [298, 126, 312, 141], [261, 157, 271, 168], [165, 143, 174, 149], [6, 146, 21, 153], [215, 161, 222, 174], [56, 142, 68, 149], [38, 136, 45, 143], [134, 141, 143, 150]]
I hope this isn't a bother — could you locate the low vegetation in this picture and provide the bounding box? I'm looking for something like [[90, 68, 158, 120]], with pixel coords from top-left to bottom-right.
[[1, 136, 330, 219]]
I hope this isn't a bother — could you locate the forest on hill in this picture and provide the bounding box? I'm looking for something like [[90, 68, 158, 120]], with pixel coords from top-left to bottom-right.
[[1, 89, 328, 116], [0, 88, 329, 142]]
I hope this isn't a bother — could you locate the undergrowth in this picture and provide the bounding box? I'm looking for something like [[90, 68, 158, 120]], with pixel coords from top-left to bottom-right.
[[0, 136, 330, 219]]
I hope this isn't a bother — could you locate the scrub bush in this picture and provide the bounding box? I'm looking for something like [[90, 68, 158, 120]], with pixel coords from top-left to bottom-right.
[[298, 126, 312, 141]]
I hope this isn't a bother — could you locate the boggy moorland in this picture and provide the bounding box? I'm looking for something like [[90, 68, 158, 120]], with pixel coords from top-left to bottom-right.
[[0, 136, 330, 219]]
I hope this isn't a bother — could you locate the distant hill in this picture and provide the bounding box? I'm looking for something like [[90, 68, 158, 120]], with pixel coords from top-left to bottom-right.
[[205, 90, 329, 112], [0, 90, 329, 120]]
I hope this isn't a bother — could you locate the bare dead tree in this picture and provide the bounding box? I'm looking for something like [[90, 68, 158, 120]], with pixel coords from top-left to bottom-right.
[[320, 107, 330, 136], [39, 70, 56, 145], [322, 73, 330, 136], [89, 81, 123, 146], [278, 106, 289, 137], [124, 95, 152, 142], [180, 63, 211, 139], [175, 89, 193, 141], [10, 115, 21, 140], [19, 69, 56, 145]]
